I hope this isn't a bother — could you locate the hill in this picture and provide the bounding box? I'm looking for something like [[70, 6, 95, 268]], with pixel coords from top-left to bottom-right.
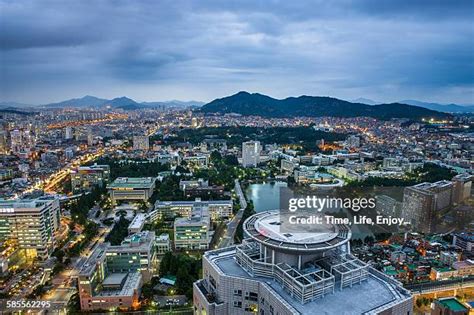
[[200, 92, 450, 120]]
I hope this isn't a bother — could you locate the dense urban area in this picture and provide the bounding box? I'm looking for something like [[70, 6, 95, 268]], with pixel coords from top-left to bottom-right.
[[0, 98, 472, 315]]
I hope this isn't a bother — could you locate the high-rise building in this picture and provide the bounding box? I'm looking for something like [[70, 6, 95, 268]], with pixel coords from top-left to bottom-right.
[[242, 140, 261, 167], [70, 164, 110, 193], [65, 126, 73, 140], [0, 197, 60, 260], [401, 180, 453, 233], [193, 211, 412, 314], [452, 174, 473, 204], [133, 135, 149, 151]]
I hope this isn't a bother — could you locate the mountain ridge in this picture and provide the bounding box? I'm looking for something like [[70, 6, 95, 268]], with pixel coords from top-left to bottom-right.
[[200, 91, 452, 120]]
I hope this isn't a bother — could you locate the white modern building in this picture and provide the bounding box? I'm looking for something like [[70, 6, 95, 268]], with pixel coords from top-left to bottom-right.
[[242, 141, 261, 168], [193, 211, 412, 315]]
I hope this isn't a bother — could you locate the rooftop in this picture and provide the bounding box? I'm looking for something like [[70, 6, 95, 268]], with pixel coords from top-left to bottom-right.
[[243, 211, 351, 252], [103, 272, 128, 286], [209, 248, 410, 315], [437, 298, 468, 312], [108, 177, 155, 189]]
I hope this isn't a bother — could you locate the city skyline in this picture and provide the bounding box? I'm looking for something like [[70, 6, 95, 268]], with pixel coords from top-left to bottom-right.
[[1, 0, 473, 104]]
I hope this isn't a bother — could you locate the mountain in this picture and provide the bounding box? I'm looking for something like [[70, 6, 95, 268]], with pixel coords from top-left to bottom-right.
[[351, 98, 379, 105], [200, 91, 451, 120], [42, 95, 108, 108], [0, 101, 34, 108], [141, 100, 204, 108], [38, 95, 203, 110], [400, 100, 474, 113]]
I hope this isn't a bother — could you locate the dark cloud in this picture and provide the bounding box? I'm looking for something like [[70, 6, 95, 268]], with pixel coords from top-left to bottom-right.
[[0, 0, 472, 104]]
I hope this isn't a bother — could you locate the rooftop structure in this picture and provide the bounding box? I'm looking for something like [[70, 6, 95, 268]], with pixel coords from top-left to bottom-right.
[[193, 210, 412, 315], [128, 213, 146, 234]]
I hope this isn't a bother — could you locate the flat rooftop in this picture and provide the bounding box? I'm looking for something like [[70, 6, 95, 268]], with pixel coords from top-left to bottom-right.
[[108, 177, 155, 189], [210, 249, 409, 315], [103, 273, 128, 286], [96, 272, 141, 298]]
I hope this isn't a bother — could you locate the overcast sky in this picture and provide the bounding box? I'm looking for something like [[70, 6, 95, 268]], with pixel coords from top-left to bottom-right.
[[1, 0, 473, 104]]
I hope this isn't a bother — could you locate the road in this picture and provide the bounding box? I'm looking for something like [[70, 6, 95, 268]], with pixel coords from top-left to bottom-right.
[[217, 179, 247, 248]]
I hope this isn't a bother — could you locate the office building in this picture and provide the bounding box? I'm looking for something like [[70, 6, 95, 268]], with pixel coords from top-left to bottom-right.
[[133, 135, 149, 151], [108, 177, 156, 204], [452, 174, 472, 204], [242, 141, 261, 167], [153, 198, 233, 221], [70, 164, 110, 193], [174, 206, 210, 251], [77, 231, 156, 310], [0, 197, 60, 260], [128, 213, 146, 234], [155, 233, 171, 255], [193, 211, 412, 315], [401, 180, 453, 233]]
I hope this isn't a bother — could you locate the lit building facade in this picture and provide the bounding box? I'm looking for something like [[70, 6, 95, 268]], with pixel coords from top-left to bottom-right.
[[108, 177, 156, 204], [0, 197, 60, 260], [70, 164, 110, 193]]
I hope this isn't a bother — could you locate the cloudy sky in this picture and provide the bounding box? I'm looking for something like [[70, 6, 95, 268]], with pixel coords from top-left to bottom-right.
[[1, 0, 473, 104]]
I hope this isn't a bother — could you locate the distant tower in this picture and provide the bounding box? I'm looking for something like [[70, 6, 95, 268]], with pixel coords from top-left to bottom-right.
[[242, 140, 261, 167]]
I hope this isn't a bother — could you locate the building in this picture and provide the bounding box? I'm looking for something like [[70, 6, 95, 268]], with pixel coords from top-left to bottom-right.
[[70, 164, 110, 193], [65, 126, 73, 140], [153, 198, 233, 221], [155, 233, 171, 255], [77, 231, 156, 310], [0, 197, 60, 260], [179, 179, 224, 198], [128, 213, 146, 234], [174, 206, 210, 251], [433, 298, 469, 315], [133, 135, 149, 151], [0, 169, 13, 181], [193, 211, 412, 315], [346, 135, 360, 149], [440, 251, 460, 266], [376, 195, 402, 217], [453, 233, 474, 254], [453, 260, 474, 277], [183, 155, 209, 169], [452, 174, 472, 204], [401, 181, 453, 233], [242, 141, 261, 168], [108, 177, 156, 204]]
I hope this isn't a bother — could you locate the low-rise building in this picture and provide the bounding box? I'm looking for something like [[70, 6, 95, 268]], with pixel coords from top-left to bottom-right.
[[153, 198, 232, 221], [70, 164, 110, 193], [108, 177, 156, 204], [174, 207, 210, 251], [77, 231, 156, 311]]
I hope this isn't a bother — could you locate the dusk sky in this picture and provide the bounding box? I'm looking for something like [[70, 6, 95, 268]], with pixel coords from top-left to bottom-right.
[[1, 0, 473, 105]]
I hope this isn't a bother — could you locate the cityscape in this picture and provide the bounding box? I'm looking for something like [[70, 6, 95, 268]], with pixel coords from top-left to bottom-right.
[[1, 1, 473, 315]]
